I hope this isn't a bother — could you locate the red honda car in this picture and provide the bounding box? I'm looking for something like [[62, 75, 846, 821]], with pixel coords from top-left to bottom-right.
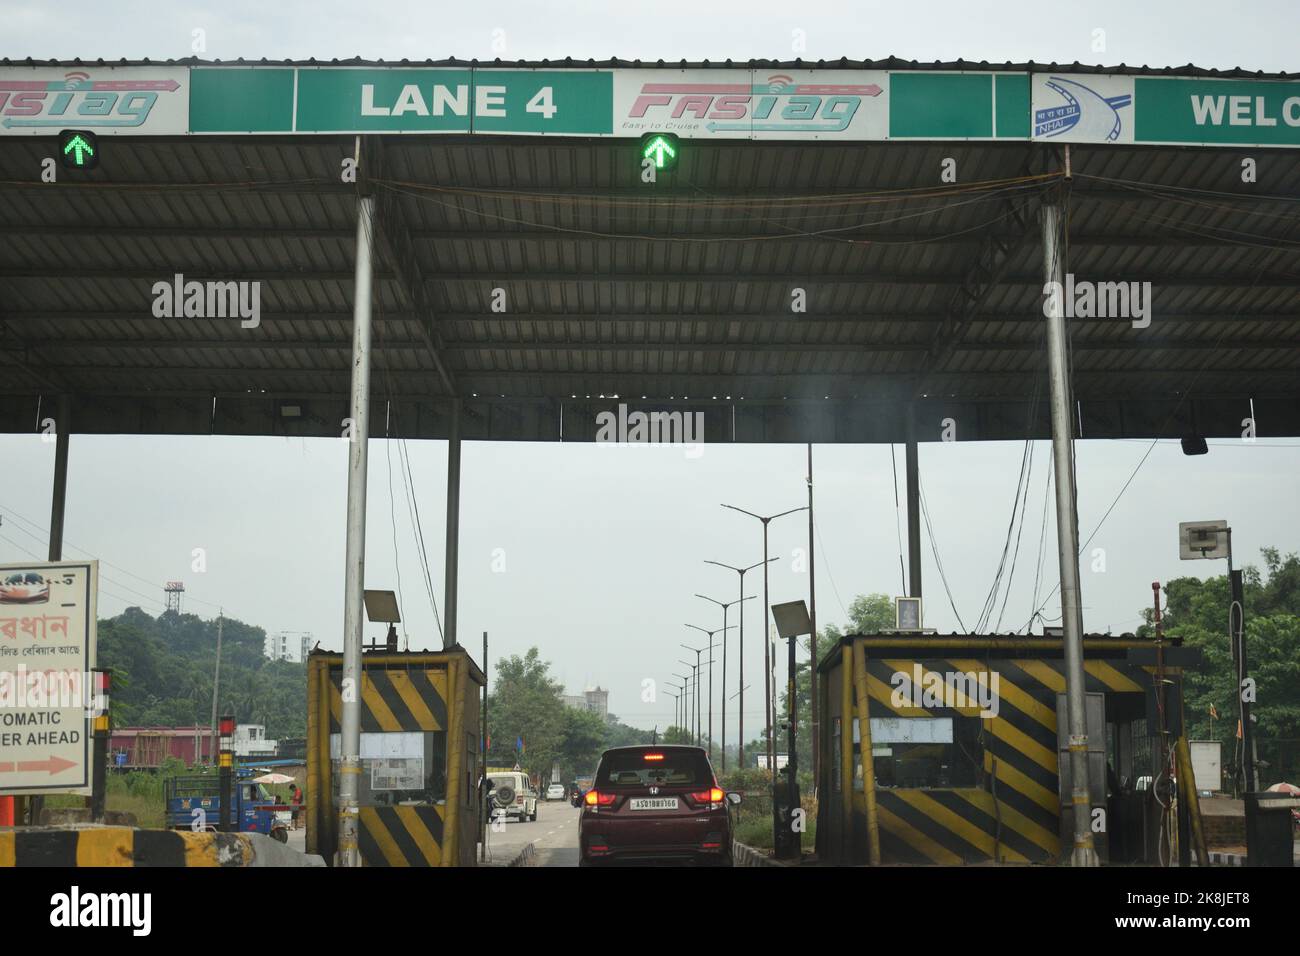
[[579, 745, 740, 867]]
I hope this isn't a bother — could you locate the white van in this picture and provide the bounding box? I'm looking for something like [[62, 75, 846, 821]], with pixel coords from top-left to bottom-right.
[[488, 771, 538, 822]]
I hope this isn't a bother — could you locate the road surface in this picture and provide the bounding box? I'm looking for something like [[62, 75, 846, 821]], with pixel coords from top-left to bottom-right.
[[280, 800, 578, 865], [477, 798, 580, 867]]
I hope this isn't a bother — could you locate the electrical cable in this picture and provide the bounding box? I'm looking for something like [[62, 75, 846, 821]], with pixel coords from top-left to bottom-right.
[[383, 400, 410, 650], [917, 475, 968, 633], [361, 196, 445, 644], [889, 443, 907, 595]]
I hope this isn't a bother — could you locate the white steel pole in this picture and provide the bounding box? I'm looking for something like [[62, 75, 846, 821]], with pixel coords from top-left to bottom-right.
[[338, 193, 377, 868]]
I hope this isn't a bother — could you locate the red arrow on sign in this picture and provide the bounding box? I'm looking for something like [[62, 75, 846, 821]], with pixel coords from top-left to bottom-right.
[[0, 755, 78, 775]]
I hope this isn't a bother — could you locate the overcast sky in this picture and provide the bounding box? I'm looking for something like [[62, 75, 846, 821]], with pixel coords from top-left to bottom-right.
[[2, 1, 1297, 736]]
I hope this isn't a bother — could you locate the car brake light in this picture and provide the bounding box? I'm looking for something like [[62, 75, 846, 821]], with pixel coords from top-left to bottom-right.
[[690, 787, 725, 804], [584, 790, 616, 807], [643, 753, 665, 761]]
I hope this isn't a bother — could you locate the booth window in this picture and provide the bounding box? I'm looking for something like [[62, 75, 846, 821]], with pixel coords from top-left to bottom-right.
[[329, 731, 447, 806], [851, 717, 983, 789]]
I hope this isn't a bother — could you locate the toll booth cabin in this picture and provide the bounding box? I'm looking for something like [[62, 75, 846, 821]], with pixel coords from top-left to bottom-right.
[[817, 634, 1199, 865], [306, 647, 485, 866]]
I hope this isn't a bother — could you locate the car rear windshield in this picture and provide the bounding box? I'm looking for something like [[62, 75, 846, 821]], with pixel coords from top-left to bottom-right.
[[595, 750, 713, 788]]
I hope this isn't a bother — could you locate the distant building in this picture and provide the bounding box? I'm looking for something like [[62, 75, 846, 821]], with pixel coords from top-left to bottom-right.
[[232, 724, 278, 758], [265, 631, 312, 663], [109, 722, 278, 767], [562, 686, 609, 719], [265, 632, 291, 661]]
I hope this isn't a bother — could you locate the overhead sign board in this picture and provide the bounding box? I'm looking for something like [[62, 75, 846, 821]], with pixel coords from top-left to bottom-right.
[[190, 66, 613, 135], [0, 561, 98, 795], [0, 66, 188, 135], [1, 65, 1296, 146], [612, 69, 891, 140]]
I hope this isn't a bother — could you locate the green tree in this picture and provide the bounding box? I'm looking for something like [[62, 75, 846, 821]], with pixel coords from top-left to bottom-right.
[[96, 607, 307, 743], [556, 707, 607, 781], [486, 647, 565, 782], [1139, 550, 1300, 787], [661, 725, 693, 745]]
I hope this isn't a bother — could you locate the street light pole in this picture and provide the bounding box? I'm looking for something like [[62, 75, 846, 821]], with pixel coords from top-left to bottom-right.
[[676, 665, 697, 743], [685, 627, 731, 760], [807, 443, 820, 784], [722, 505, 807, 772], [696, 594, 753, 771], [705, 558, 777, 769], [678, 652, 712, 746], [671, 674, 691, 740]]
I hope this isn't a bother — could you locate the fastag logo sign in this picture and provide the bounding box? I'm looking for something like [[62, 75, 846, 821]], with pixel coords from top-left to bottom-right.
[[616, 70, 887, 138], [0, 68, 188, 135]]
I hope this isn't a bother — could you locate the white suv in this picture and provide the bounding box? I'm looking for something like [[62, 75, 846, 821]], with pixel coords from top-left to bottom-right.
[[488, 772, 538, 822]]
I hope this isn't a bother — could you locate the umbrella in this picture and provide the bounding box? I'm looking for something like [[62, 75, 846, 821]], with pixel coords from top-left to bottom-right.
[[249, 772, 295, 785]]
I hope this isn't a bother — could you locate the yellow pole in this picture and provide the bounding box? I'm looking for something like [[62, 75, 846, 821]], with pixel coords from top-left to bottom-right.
[[306, 657, 319, 853], [1175, 737, 1210, 865], [316, 662, 333, 858], [852, 640, 881, 866], [839, 645, 854, 859], [443, 657, 465, 866]]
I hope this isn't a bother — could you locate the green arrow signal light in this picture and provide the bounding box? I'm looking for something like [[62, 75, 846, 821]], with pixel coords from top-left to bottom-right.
[[640, 133, 679, 171], [59, 130, 99, 170]]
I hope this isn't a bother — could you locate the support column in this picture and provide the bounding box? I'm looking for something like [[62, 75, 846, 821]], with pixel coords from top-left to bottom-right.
[[48, 394, 71, 561], [443, 398, 462, 650], [337, 193, 377, 868], [28, 394, 73, 823], [904, 408, 922, 599], [1041, 201, 1098, 866]]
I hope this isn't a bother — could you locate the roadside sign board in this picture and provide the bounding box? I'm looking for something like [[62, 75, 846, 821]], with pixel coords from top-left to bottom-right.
[[0, 561, 98, 795]]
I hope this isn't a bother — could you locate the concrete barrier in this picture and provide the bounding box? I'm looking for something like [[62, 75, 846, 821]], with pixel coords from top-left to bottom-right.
[[0, 826, 325, 867], [509, 842, 536, 867], [39, 808, 138, 828], [733, 841, 786, 867]]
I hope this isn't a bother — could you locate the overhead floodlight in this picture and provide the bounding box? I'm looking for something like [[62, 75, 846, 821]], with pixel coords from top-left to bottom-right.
[[1179, 521, 1229, 561], [363, 589, 401, 623], [771, 600, 812, 640]]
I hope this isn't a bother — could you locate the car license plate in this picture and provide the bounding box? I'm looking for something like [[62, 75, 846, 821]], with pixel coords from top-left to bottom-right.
[[630, 797, 678, 810]]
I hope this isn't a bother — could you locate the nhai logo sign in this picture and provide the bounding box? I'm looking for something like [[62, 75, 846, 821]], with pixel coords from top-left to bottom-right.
[[1034, 76, 1133, 142], [0, 70, 183, 132]]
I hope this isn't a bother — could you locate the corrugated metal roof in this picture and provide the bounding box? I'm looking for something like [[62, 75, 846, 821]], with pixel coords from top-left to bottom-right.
[[2, 57, 1296, 78], [1, 128, 1297, 440]]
